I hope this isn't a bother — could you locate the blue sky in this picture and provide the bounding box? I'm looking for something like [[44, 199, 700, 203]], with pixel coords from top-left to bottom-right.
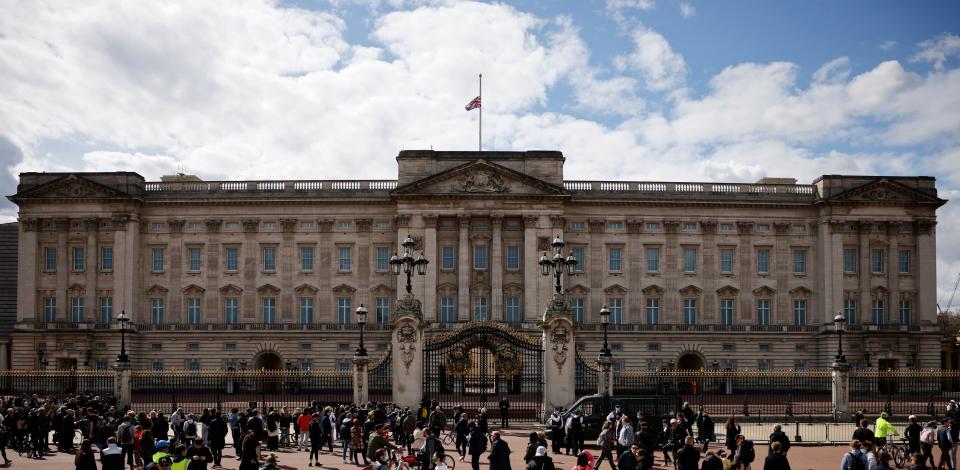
[[0, 0, 958, 301]]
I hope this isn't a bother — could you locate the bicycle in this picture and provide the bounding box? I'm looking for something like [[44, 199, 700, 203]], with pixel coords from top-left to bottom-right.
[[441, 429, 456, 446], [878, 438, 908, 469]]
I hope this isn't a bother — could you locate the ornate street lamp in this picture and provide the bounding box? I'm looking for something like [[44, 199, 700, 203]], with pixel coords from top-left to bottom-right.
[[355, 304, 368, 357], [833, 314, 847, 365], [599, 305, 612, 358], [538, 235, 577, 294], [390, 235, 429, 293], [116, 310, 130, 365]]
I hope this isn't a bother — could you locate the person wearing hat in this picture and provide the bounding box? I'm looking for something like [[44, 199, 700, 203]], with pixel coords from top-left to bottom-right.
[[186, 438, 213, 470], [155, 455, 174, 470], [169, 444, 192, 470], [905, 415, 923, 456], [874, 412, 898, 447], [525, 446, 555, 470], [368, 423, 399, 463], [153, 440, 173, 465]]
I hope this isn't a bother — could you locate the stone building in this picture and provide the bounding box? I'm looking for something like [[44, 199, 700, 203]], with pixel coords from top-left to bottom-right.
[[6, 150, 946, 373]]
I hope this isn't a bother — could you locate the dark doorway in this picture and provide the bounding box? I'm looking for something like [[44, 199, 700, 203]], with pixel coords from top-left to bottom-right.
[[676, 353, 704, 394], [253, 352, 284, 393]]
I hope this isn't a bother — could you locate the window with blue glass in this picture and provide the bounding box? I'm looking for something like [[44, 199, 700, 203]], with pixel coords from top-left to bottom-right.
[[225, 247, 239, 271], [263, 247, 277, 272], [99, 297, 112, 324], [757, 249, 770, 273], [843, 299, 857, 324], [72, 246, 85, 272], [843, 249, 857, 273], [96, 361, 108, 371], [376, 247, 389, 272], [338, 247, 351, 272], [70, 297, 84, 322], [871, 249, 884, 273], [43, 297, 56, 322], [720, 299, 734, 326], [719, 249, 733, 273], [793, 249, 806, 274], [608, 298, 623, 324], [872, 299, 885, 324], [262, 297, 276, 323], [793, 299, 807, 325], [441, 246, 455, 270], [571, 298, 584, 323], [187, 298, 202, 324], [188, 247, 201, 272], [646, 298, 660, 325], [683, 299, 697, 324], [337, 360, 350, 372], [188, 360, 201, 371], [302, 246, 315, 271], [224, 297, 238, 324], [440, 297, 456, 323], [572, 247, 585, 272], [100, 246, 113, 271], [608, 247, 622, 272], [647, 248, 660, 272], [300, 297, 314, 324], [505, 297, 521, 323], [473, 297, 488, 320], [376, 297, 390, 324], [756, 299, 770, 325], [899, 300, 912, 325], [683, 248, 697, 273], [44, 247, 57, 271], [337, 297, 351, 323], [152, 248, 165, 272], [152, 361, 164, 371], [898, 250, 910, 273], [151, 298, 164, 324], [473, 245, 488, 270], [506, 245, 520, 270]]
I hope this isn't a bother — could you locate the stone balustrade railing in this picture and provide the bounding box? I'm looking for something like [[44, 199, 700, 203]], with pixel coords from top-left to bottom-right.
[[563, 180, 818, 196], [144, 180, 399, 193]]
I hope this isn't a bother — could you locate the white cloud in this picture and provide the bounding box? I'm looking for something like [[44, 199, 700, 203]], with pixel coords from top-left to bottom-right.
[[912, 33, 960, 70], [606, 0, 656, 13], [880, 40, 897, 51], [679, 2, 696, 18], [614, 26, 687, 91], [812, 56, 850, 84]]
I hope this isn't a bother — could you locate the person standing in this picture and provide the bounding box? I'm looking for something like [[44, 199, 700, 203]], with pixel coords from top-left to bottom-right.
[[429, 406, 447, 439], [308, 413, 323, 467], [101, 437, 124, 470], [762, 442, 790, 470], [116, 414, 137, 470], [840, 440, 867, 470], [938, 420, 954, 470], [724, 418, 740, 455], [499, 396, 510, 429], [469, 422, 487, 470], [547, 409, 564, 455], [595, 422, 616, 470], [455, 410, 470, 461], [875, 413, 898, 447], [696, 411, 715, 454], [920, 421, 937, 468], [208, 411, 228, 469], [905, 416, 923, 457], [731, 435, 755, 470], [676, 437, 700, 470], [186, 438, 213, 470], [239, 429, 261, 470], [767, 425, 790, 456], [489, 431, 513, 470], [618, 416, 635, 459], [853, 420, 875, 445]]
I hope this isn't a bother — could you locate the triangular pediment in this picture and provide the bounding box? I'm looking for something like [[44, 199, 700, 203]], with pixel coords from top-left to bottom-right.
[[391, 159, 567, 197], [716, 285, 740, 296], [11, 174, 129, 201], [827, 178, 944, 205]]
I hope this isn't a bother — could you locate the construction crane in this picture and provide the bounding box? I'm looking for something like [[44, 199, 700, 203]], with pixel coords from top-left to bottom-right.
[[939, 272, 960, 314]]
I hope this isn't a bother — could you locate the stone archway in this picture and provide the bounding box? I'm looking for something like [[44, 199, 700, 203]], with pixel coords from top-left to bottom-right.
[[253, 351, 284, 393], [676, 352, 705, 395], [254, 351, 283, 371]]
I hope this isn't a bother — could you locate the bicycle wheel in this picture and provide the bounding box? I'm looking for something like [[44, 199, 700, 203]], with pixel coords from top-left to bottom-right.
[[890, 446, 906, 468], [442, 454, 457, 470], [442, 433, 455, 445]]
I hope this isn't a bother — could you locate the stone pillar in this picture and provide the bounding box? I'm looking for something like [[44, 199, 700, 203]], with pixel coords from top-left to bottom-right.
[[542, 294, 575, 414], [392, 294, 427, 408], [84, 218, 98, 322], [597, 354, 613, 396], [491, 215, 503, 321], [114, 363, 132, 409], [858, 224, 871, 324], [457, 215, 470, 321], [832, 361, 850, 419], [523, 216, 540, 322], [915, 220, 937, 324], [353, 357, 370, 405], [423, 216, 438, 321], [886, 223, 899, 324], [17, 219, 38, 322]]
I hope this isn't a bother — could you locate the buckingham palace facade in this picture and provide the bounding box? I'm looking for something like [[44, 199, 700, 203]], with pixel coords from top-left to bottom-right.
[[6, 150, 946, 373]]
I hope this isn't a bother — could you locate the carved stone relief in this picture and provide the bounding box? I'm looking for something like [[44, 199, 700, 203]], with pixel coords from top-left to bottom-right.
[[453, 170, 507, 193]]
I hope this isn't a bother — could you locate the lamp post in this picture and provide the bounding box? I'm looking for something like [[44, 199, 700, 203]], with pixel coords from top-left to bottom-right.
[[597, 305, 612, 414], [599, 305, 611, 358], [833, 314, 847, 365], [390, 235, 429, 294], [355, 304, 368, 357], [539, 235, 577, 294], [116, 310, 130, 365]]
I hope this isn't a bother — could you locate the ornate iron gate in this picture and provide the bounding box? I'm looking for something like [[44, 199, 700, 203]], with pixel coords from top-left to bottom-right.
[[423, 322, 543, 421]]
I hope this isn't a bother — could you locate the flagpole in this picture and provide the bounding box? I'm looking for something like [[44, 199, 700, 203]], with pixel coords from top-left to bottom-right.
[[478, 73, 482, 153]]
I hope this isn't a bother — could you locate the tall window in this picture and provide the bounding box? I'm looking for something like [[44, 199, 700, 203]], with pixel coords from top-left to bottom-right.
[[506, 245, 520, 270], [187, 298, 201, 324], [719, 249, 733, 273], [757, 249, 770, 274], [43, 297, 56, 322], [337, 247, 351, 272], [70, 298, 84, 322], [473, 245, 488, 270], [647, 248, 660, 272], [608, 298, 623, 324], [505, 297, 521, 323], [225, 247, 239, 271], [646, 298, 660, 325], [793, 250, 806, 274], [262, 297, 276, 323], [898, 250, 910, 273], [571, 298, 584, 323], [441, 246, 455, 270], [151, 298, 164, 324], [720, 299, 734, 326], [100, 247, 113, 271], [375, 297, 390, 324], [337, 297, 351, 323], [44, 247, 57, 271], [843, 299, 857, 324], [608, 247, 622, 272], [793, 299, 807, 325], [572, 247, 585, 272], [871, 249, 884, 273], [302, 247, 315, 271], [72, 246, 85, 271], [263, 247, 277, 272], [300, 298, 314, 324], [376, 247, 389, 272], [188, 247, 202, 272], [473, 297, 488, 321], [682, 249, 697, 273], [224, 298, 238, 324], [899, 300, 912, 325], [152, 248, 165, 272], [440, 297, 456, 323], [99, 297, 112, 324], [682, 299, 697, 324], [756, 299, 770, 325], [872, 299, 885, 324], [843, 249, 857, 273]]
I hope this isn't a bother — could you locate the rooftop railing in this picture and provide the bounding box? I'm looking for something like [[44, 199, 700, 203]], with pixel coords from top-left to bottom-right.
[[143, 180, 399, 193], [563, 180, 818, 196]]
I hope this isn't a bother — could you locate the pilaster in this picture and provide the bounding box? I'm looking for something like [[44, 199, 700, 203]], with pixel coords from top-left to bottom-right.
[[523, 215, 539, 322], [491, 215, 503, 321], [423, 216, 438, 322], [457, 215, 470, 321], [542, 296, 575, 413], [391, 294, 427, 408], [17, 219, 38, 321], [353, 357, 370, 405]]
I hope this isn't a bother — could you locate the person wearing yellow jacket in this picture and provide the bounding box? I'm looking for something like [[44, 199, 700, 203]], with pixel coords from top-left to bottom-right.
[[875, 412, 899, 446]]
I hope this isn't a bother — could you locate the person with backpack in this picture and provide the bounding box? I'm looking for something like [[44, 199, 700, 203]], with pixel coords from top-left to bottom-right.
[[920, 421, 938, 468], [731, 435, 755, 470], [184, 414, 199, 442], [418, 427, 444, 470], [841, 440, 868, 470], [117, 413, 137, 470], [595, 421, 616, 470], [526, 446, 555, 470], [340, 414, 354, 464], [767, 425, 790, 456], [265, 409, 280, 452], [469, 422, 487, 470]]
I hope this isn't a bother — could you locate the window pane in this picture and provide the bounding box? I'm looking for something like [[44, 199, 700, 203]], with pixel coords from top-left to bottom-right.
[[100, 247, 113, 271], [871, 249, 884, 273], [300, 298, 314, 324], [794, 299, 807, 325], [506, 245, 520, 270], [151, 299, 165, 324], [872, 299, 885, 324], [646, 298, 660, 325], [720, 249, 733, 273], [225, 298, 238, 324], [71, 298, 84, 322], [263, 247, 277, 271], [609, 248, 622, 272], [757, 250, 769, 273], [338, 247, 351, 272], [262, 297, 276, 323], [570, 298, 584, 323], [376, 247, 388, 271], [473, 245, 488, 270], [843, 249, 856, 273], [188, 248, 202, 271], [757, 299, 770, 325], [843, 299, 857, 324], [99, 297, 112, 324], [683, 249, 697, 272], [505, 297, 521, 323], [45, 247, 57, 271], [647, 248, 659, 272], [609, 298, 622, 324], [44, 298, 57, 322], [226, 247, 239, 271], [720, 299, 734, 326], [683, 299, 697, 324], [376, 297, 390, 324], [572, 247, 585, 272], [440, 297, 456, 323], [441, 246, 455, 270], [337, 298, 351, 323], [302, 247, 315, 271], [152, 248, 164, 272], [188, 298, 201, 324], [73, 247, 85, 271], [473, 297, 488, 321], [899, 300, 912, 325], [898, 250, 910, 273], [793, 250, 806, 274]]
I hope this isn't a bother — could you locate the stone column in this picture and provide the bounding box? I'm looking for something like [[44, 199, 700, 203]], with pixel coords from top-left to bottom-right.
[[280, 219, 298, 322], [832, 361, 850, 419], [392, 294, 427, 408], [423, 216, 438, 321], [774, 222, 791, 324], [491, 215, 504, 321], [627, 220, 644, 323], [56, 219, 68, 320], [457, 215, 470, 321], [168, 219, 185, 323], [736, 222, 753, 323], [114, 363, 132, 409], [523, 216, 540, 322], [356, 219, 373, 309], [886, 223, 899, 324], [17, 219, 38, 321], [318, 219, 334, 322], [587, 220, 605, 322], [353, 357, 370, 405], [858, 224, 871, 324], [664, 221, 682, 322], [701, 221, 718, 322], [597, 354, 613, 396], [84, 218, 98, 321], [542, 295, 575, 413]]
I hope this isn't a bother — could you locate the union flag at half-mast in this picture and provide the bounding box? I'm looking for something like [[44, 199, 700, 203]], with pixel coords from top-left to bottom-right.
[[465, 96, 481, 111]]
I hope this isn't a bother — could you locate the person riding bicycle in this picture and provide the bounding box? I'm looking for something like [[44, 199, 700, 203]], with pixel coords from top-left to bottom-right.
[[875, 412, 899, 447]]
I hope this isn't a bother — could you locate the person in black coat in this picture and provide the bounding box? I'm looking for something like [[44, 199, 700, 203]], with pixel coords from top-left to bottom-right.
[[208, 411, 229, 468], [525, 447, 554, 470], [321, 409, 335, 453], [905, 415, 922, 456], [701, 451, 724, 470], [767, 426, 790, 455], [676, 437, 701, 470], [635, 423, 658, 470], [852, 420, 875, 445], [468, 422, 487, 470], [488, 431, 512, 470], [697, 411, 716, 454], [937, 420, 954, 470], [618, 445, 641, 470], [762, 442, 790, 470], [724, 418, 740, 454]]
